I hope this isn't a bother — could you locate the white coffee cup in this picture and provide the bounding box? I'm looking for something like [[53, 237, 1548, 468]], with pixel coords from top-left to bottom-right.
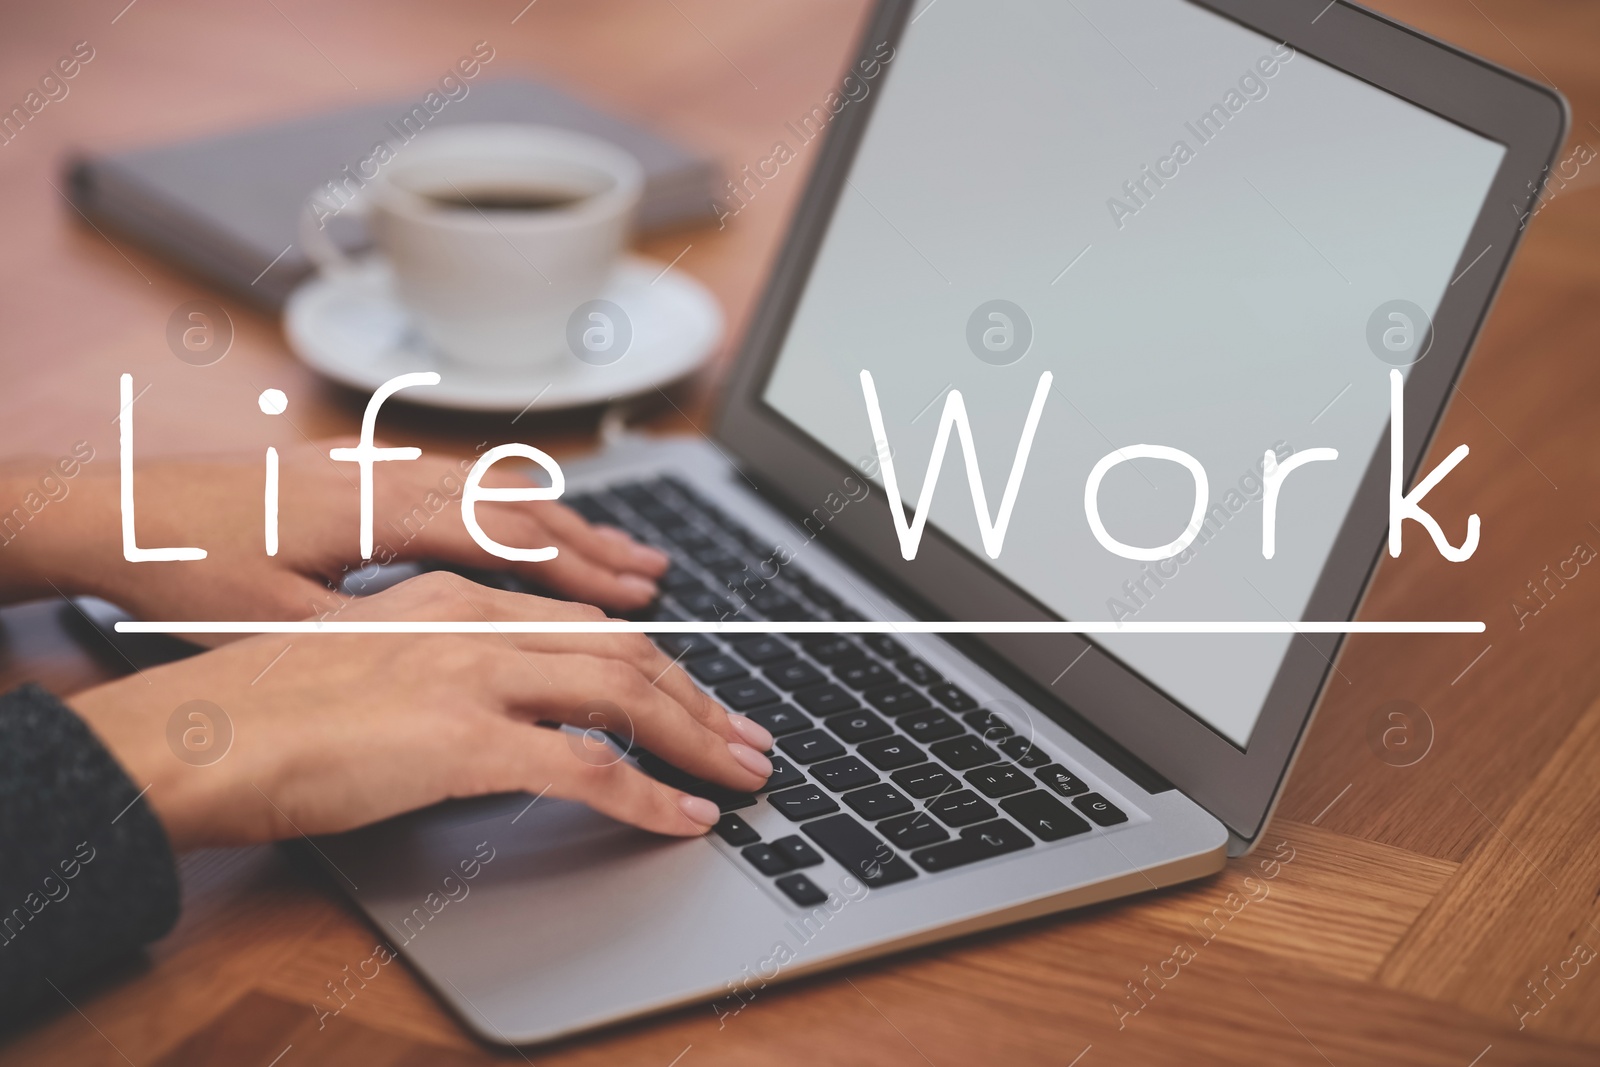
[[299, 123, 644, 369]]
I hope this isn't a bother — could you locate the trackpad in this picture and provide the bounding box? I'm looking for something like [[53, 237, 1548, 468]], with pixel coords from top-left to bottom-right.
[[316, 792, 796, 1040]]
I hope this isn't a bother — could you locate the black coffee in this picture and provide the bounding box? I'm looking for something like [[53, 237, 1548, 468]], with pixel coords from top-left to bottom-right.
[[422, 186, 587, 212]]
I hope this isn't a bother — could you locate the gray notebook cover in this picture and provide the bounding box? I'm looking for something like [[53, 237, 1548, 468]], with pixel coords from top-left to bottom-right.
[[67, 78, 719, 309]]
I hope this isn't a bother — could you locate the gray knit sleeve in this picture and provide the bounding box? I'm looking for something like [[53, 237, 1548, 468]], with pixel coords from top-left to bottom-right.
[[0, 683, 180, 1026]]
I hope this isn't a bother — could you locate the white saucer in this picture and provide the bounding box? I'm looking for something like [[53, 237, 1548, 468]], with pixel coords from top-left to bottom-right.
[[282, 254, 724, 412]]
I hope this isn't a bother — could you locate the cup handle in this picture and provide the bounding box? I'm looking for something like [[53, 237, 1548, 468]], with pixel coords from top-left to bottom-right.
[[298, 190, 370, 275]]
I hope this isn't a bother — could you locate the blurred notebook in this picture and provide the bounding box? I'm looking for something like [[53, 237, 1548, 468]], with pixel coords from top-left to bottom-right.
[[66, 78, 720, 308]]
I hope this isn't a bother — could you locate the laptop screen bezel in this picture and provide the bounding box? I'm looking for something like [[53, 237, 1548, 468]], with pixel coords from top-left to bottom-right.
[[713, 0, 1567, 844]]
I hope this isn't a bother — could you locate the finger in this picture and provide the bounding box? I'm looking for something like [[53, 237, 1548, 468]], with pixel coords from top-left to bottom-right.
[[394, 506, 665, 611], [493, 591, 771, 750], [484, 626, 759, 748], [489, 650, 771, 791], [509, 540, 662, 610], [370, 457, 668, 583], [480, 723, 720, 836], [443, 583, 763, 748], [380, 575, 771, 773], [536, 504, 670, 577]]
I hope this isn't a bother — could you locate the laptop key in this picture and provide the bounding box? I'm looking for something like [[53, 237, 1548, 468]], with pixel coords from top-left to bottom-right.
[[749, 590, 811, 620], [735, 530, 779, 556], [656, 474, 703, 503], [730, 635, 796, 666], [676, 589, 740, 620], [636, 504, 683, 529], [775, 873, 830, 907], [926, 789, 998, 827], [911, 819, 1034, 873], [836, 661, 896, 691], [769, 784, 841, 821], [703, 559, 748, 582], [567, 495, 618, 526], [1073, 793, 1129, 826], [777, 729, 846, 764], [878, 810, 949, 850], [1001, 790, 1091, 841], [629, 603, 679, 623], [794, 684, 860, 716], [634, 751, 695, 791], [690, 543, 741, 569], [656, 633, 719, 660], [716, 679, 782, 712], [891, 763, 960, 799], [636, 754, 756, 812], [611, 481, 661, 506], [963, 710, 1014, 741], [603, 504, 656, 539], [823, 709, 892, 743], [856, 735, 925, 771], [895, 656, 943, 687], [801, 813, 918, 887], [609, 481, 655, 503], [864, 684, 931, 716], [843, 784, 914, 820], [861, 634, 909, 659], [771, 835, 823, 868], [701, 788, 757, 813], [747, 704, 811, 738], [687, 654, 748, 685], [800, 588, 847, 615], [899, 708, 963, 743], [998, 735, 1051, 768], [1036, 764, 1090, 797], [812, 755, 880, 792], [652, 521, 705, 547], [930, 735, 1002, 771], [765, 660, 826, 691], [658, 521, 711, 546], [742, 843, 792, 876], [683, 496, 727, 523], [714, 813, 760, 846], [800, 636, 865, 665], [659, 566, 705, 594], [761, 756, 807, 792], [964, 764, 1034, 798], [929, 682, 979, 711]]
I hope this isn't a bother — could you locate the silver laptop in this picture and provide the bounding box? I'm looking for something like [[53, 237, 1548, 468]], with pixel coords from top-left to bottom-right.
[[315, 0, 1564, 1046]]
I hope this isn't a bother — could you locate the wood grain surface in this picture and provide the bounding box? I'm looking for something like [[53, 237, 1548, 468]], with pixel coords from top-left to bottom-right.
[[1, 1, 1597, 1064]]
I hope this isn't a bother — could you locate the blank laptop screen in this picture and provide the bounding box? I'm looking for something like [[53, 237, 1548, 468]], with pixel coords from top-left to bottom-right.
[[763, 0, 1505, 745]]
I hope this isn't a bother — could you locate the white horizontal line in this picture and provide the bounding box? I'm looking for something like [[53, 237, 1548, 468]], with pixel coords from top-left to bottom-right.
[[114, 620, 1485, 635]]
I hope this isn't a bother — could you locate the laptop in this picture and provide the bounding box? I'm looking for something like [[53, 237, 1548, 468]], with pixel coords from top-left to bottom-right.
[[314, 0, 1566, 1046]]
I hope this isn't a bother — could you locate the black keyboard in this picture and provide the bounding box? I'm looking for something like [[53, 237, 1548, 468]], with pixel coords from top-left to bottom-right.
[[563, 474, 1130, 908]]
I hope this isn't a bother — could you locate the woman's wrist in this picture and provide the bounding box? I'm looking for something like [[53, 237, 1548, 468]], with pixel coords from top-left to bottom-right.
[[0, 463, 121, 604], [67, 674, 235, 852]]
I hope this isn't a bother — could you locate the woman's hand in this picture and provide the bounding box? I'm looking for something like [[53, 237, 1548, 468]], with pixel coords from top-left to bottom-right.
[[2, 441, 668, 629], [66, 572, 773, 849]]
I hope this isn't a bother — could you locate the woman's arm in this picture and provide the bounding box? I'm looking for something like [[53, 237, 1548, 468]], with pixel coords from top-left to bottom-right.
[[2, 573, 772, 1021], [0, 441, 671, 625], [68, 572, 772, 847], [0, 684, 179, 1027]]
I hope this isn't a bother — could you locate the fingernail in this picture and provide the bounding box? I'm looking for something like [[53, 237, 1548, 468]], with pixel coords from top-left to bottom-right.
[[631, 543, 671, 570], [727, 713, 774, 751], [599, 526, 670, 568], [677, 794, 720, 827], [618, 574, 658, 601], [728, 742, 773, 779]]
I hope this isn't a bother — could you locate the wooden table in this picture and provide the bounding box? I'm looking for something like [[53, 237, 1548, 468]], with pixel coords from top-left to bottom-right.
[[2, 1, 1598, 1063]]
